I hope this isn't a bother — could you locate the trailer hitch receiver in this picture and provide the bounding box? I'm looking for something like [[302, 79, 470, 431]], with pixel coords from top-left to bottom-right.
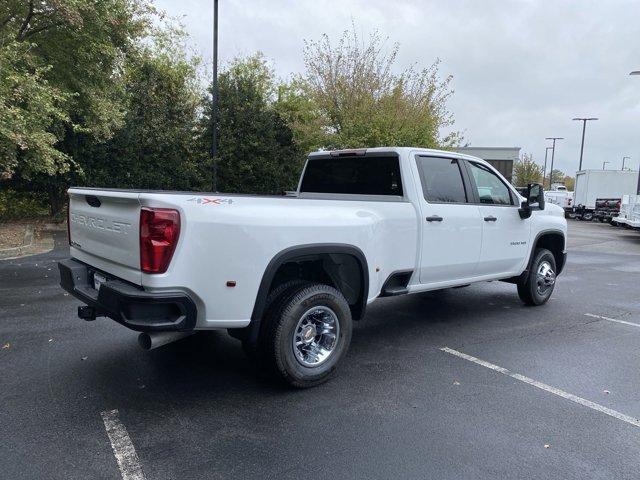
[[78, 305, 98, 321]]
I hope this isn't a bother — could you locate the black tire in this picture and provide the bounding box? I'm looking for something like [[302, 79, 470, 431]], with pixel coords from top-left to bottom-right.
[[582, 212, 594, 221], [262, 283, 352, 388], [517, 248, 557, 306], [239, 279, 310, 359]]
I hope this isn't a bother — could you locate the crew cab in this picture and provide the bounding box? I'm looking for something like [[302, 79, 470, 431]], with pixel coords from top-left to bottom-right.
[[59, 147, 567, 387]]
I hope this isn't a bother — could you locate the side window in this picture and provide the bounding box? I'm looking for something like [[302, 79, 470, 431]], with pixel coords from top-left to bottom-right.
[[467, 162, 513, 205], [415, 156, 468, 203]]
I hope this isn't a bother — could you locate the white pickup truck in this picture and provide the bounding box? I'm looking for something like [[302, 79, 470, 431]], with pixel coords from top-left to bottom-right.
[[59, 147, 567, 387]]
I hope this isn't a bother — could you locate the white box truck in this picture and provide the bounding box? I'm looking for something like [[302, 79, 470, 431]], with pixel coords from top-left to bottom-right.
[[573, 170, 639, 220]]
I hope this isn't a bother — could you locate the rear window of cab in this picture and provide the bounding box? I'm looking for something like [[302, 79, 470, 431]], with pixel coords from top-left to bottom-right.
[[300, 155, 403, 196]]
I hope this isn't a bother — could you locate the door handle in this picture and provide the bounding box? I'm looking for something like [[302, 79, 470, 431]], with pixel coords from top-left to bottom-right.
[[484, 215, 497, 222], [426, 215, 443, 222]]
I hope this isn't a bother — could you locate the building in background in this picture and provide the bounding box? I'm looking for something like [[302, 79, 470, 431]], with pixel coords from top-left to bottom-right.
[[454, 147, 521, 183]]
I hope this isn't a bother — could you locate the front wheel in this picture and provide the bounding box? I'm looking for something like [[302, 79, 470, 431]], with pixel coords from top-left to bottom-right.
[[517, 248, 557, 306], [262, 283, 353, 388]]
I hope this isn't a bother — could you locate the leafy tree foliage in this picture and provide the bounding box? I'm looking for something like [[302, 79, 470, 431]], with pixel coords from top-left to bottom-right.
[[1, 9, 462, 217], [0, 40, 69, 178], [549, 169, 566, 186], [80, 45, 202, 191], [199, 54, 304, 194], [513, 154, 543, 186], [1, 0, 152, 141], [562, 175, 575, 191], [0, 0, 154, 214], [298, 27, 461, 150], [274, 80, 327, 156]]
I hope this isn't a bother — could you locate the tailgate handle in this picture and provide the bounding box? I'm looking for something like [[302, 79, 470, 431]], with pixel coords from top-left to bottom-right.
[[85, 195, 101, 208]]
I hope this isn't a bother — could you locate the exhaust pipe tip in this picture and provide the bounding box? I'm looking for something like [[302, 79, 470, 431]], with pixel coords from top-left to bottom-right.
[[138, 331, 195, 351]]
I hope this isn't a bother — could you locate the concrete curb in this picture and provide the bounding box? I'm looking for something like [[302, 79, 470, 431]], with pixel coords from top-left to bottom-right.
[[0, 225, 35, 260]]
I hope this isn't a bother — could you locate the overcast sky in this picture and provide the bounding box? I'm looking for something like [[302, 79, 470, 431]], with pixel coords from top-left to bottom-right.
[[155, 0, 640, 176]]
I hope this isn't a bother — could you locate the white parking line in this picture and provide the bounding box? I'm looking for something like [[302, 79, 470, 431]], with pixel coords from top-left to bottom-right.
[[440, 347, 640, 428], [101, 409, 146, 480], [584, 313, 640, 328]]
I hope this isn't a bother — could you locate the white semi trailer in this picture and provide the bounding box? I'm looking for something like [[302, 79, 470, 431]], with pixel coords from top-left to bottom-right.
[[573, 170, 639, 220]]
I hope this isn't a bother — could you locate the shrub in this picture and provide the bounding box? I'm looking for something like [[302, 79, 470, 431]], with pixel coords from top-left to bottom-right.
[[0, 189, 50, 221]]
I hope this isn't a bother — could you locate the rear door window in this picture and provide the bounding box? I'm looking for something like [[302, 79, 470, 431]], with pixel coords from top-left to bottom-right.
[[415, 156, 468, 203], [300, 155, 403, 196]]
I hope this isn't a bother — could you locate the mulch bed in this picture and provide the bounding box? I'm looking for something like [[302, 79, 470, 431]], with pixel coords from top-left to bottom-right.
[[0, 223, 27, 249]]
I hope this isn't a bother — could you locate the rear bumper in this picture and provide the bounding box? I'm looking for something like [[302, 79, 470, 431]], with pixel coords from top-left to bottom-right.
[[58, 258, 197, 332]]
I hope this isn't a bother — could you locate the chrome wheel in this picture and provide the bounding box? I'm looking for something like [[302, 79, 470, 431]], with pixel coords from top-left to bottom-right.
[[292, 306, 340, 367], [536, 260, 556, 295]]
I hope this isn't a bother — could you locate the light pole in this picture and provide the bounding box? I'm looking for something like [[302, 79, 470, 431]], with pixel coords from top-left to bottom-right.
[[211, 0, 219, 192], [631, 71, 640, 193], [543, 147, 553, 188], [603, 161, 610, 170], [622, 156, 631, 170], [546, 137, 563, 189], [572, 117, 598, 171]]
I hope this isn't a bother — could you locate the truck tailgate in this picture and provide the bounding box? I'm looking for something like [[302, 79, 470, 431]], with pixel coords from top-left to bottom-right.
[[68, 188, 142, 284]]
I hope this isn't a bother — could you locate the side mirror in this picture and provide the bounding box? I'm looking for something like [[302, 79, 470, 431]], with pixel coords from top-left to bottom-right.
[[518, 183, 545, 219], [528, 183, 545, 210]]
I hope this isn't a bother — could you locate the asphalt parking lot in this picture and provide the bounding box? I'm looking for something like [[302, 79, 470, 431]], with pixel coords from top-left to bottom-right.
[[2, 220, 640, 479]]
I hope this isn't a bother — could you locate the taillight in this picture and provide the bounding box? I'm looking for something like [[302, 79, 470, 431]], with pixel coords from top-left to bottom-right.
[[140, 207, 180, 274]]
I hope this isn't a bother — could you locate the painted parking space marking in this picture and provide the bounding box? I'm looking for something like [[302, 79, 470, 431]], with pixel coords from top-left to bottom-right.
[[440, 347, 640, 428], [101, 409, 146, 480], [584, 313, 640, 329]]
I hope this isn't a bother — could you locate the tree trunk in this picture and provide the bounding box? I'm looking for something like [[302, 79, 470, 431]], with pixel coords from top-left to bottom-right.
[[47, 183, 66, 219]]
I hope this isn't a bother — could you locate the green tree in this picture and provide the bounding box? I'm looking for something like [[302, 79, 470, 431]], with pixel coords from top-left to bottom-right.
[[513, 154, 543, 186], [549, 169, 565, 186], [1, 0, 155, 215], [274, 79, 327, 156], [200, 54, 304, 194], [298, 26, 461, 150], [80, 44, 203, 191], [1, 0, 153, 138], [563, 175, 575, 191], [0, 40, 70, 178]]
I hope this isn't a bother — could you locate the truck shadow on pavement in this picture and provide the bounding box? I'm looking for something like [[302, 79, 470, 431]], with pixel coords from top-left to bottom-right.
[[84, 284, 535, 408]]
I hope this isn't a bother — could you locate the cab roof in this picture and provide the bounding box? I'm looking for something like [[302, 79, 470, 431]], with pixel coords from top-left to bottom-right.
[[308, 147, 491, 167]]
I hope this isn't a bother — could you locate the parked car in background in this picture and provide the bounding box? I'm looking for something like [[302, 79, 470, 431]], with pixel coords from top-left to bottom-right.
[[545, 186, 574, 218]]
